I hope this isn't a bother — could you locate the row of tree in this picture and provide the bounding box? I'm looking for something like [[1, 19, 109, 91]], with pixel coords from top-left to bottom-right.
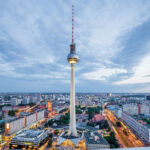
[[48, 133, 53, 147], [87, 106, 101, 119], [45, 113, 70, 127], [87, 120, 111, 131], [8, 110, 17, 116], [104, 132, 120, 148]]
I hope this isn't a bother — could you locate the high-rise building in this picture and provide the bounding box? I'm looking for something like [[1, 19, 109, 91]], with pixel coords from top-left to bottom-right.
[[67, 4, 79, 137], [48, 100, 52, 112], [22, 96, 30, 105], [122, 103, 150, 115], [11, 98, 21, 106]]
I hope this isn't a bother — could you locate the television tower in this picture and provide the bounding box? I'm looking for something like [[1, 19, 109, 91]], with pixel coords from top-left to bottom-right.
[[67, 5, 79, 137]]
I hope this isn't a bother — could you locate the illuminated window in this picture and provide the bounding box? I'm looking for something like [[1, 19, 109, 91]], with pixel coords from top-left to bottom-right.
[[6, 123, 9, 129]]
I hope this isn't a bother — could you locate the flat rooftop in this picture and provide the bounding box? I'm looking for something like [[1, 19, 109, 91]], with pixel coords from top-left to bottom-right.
[[11, 129, 45, 142], [6, 116, 24, 123], [84, 131, 109, 145], [10, 129, 48, 147], [16, 129, 42, 138]]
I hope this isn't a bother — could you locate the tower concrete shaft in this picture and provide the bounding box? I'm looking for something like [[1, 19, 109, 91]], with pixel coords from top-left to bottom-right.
[[69, 64, 77, 136]]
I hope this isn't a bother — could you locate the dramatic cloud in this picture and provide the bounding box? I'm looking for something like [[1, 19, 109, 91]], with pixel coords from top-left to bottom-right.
[[0, 0, 150, 92], [115, 52, 150, 85], [82, 67, 127, 81]]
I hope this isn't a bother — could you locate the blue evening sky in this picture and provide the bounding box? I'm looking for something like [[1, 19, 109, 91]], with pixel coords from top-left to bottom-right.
[[0, 0, 150, 93]]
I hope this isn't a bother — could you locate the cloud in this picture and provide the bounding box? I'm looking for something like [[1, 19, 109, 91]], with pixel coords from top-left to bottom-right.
[[76, 0, 150, 88], [82, 67, 127, 81], [76, 0, 150, 59], [0, 0, 150, 92], [114, 52, 150, 84]]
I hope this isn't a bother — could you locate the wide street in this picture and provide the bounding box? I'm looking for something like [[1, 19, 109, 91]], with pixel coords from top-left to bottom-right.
[[104, 109, 144, 148]]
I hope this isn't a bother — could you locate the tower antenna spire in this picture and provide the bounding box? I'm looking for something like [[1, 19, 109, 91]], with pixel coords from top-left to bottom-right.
[[67, 4, 78, 137], [72, 4, 74, 43]]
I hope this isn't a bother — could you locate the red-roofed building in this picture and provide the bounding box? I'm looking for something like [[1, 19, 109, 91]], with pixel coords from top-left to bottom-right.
[[2, 106, 30, 112], [91, 114, 105, 123], [138, 120, 147, 125], [38, 105, 46, 109]]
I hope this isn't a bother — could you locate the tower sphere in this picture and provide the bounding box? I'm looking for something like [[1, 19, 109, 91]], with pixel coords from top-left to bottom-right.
[[67, 53, 79, 64]]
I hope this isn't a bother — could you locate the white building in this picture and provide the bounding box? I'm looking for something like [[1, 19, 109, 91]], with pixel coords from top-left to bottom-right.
[[26, 113, 36, 127], [122, 104, 138, 115], [22, 97, 30, 105], [10, 129, 48, 149], [37, 110, 45, 121], [122, 112, 150, 142], [122, 103, 150, 115], [11, 98, 19, 106], [141, 104, 150, 115], [114, 108, 122, 118], [5, 117, 25, 135], [5, 109, 45, 135]]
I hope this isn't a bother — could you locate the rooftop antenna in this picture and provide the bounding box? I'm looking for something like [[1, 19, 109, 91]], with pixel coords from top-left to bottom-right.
[[72, 5, 74, 43]]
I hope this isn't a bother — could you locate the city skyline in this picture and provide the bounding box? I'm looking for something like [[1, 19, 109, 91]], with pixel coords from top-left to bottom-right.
[[1, 0, 150, 92]]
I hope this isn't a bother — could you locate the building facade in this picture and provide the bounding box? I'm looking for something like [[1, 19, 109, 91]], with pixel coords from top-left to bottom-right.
[[5, 109, 45, 135], [10, 129, 48, 149], [122, 104, 150, 115], [122, 112, 150, 142]]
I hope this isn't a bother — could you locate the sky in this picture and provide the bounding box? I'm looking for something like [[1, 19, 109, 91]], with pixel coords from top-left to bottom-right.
[[0, 0, 150, 93]]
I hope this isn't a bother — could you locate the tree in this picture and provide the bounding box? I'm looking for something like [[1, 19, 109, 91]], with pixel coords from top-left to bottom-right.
[[116, 121, 122, 127], [110, 131, 115, 137], [0, 122, 5, 129], [46, 113, 70, 127], [76, 109, 82, 114], [28, 103, 35, 107], [48, 120, 54, 126], [123, 129, 128, 136], [88, 108, 94, 119], [54, 129, 59, 135], [48, 139, 53, 147], [87, 122, 95, 127], [87, 106, 101, 120], [49, 133, 53, 138], [99, 120, 110, 130], [8, 110, 15, 116], [82, 119, 86, 122], [59, 108, 68, 113], [80, 107, 86, 110], [58, 113, 70, 125], [4, 95, 11, 101], [104, 132, 120, 148]]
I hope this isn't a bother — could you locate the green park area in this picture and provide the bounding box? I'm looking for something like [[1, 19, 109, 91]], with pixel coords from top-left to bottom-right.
[[86, 106, 102, 119], [142, 118, 150, 125], [104, 132, 120, 148]]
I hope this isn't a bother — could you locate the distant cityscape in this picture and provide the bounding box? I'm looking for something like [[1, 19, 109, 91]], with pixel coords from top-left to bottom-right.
[[0, 93, 150, 149]]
